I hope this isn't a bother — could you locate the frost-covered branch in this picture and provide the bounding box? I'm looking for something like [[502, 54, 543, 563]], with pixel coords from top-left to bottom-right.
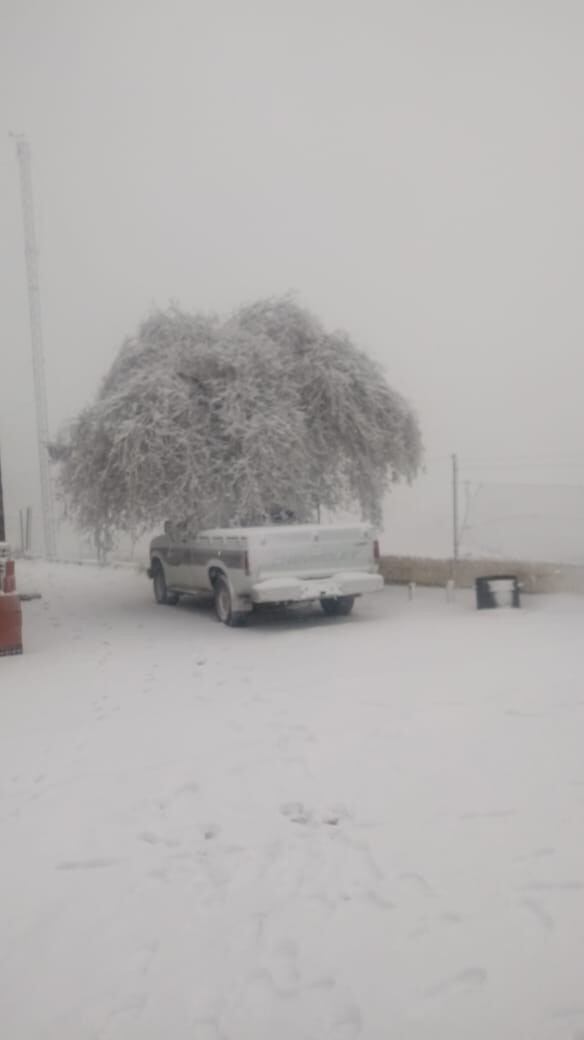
[[52, 297, 422, 534]]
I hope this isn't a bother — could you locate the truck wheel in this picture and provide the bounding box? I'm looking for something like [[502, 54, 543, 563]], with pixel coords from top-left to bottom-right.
[[213, 575, 246, 627], [321, 595, 355, 617], [152, 561, 179, 606]]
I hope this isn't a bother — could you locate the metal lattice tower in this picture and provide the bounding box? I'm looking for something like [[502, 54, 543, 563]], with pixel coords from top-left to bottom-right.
[[12, 134, 57, 559]]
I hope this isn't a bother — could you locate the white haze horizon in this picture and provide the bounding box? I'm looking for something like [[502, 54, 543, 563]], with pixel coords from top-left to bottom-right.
[[2, 1, 584, 562]]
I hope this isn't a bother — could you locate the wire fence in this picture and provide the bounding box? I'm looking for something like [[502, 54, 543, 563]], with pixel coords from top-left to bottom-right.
[[384, 454, 584, 565], [4, 504, 150, 566], [6, 453, 584, 567]]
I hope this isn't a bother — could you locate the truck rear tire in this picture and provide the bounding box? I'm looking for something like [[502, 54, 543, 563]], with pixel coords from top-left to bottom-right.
[[152, 560, 179, 606], [320, 595, 355, 617], [213, 575, 246, 627]]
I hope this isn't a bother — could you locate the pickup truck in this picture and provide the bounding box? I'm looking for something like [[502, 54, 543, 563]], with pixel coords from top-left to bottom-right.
[[148, 522, 384, 625]]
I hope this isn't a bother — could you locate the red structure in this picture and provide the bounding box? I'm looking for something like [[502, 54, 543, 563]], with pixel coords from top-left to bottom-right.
[[0, 547, 23, 656]]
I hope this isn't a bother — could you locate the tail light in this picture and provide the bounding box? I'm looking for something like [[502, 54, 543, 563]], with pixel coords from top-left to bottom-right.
[[373, 539, 380, 565], [243, 550, 250, 576]]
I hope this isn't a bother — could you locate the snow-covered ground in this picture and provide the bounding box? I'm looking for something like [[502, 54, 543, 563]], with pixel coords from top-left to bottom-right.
[[2, 562, 584, 1040]]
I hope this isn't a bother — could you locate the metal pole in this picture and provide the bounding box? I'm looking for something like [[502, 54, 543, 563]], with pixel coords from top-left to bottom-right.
[[451, 452, 459, 579], [26, 506, 32, 554], [12, 134, 57, 559], [0, 448, 6, 542]]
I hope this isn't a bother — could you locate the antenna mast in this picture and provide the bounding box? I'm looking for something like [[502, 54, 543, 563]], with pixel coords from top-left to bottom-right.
[[12, 134, 56, 559]]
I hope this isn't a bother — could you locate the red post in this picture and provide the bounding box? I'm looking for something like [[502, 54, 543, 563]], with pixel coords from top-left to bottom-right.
[[0, 545, 23, 656]]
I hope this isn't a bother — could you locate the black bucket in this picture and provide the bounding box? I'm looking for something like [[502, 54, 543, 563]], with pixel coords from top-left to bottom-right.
[[475, 574, 521, 610]]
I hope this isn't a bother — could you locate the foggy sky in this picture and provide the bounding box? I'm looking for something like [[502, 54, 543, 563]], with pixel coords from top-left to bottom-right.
[[2, 1, 583, 556]]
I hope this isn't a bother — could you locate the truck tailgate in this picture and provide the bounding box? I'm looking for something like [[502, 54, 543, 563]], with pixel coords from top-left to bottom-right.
[[247, 524, 376, 580]]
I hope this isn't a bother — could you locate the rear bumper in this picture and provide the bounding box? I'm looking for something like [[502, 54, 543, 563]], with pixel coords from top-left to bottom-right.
[[251, 571, 384, 605]]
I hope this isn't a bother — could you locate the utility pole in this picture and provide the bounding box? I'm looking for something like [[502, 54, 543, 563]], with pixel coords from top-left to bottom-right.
[[12, 134, 56, 559], [0, 446, 6, 542], [451, 452, 459, 579]]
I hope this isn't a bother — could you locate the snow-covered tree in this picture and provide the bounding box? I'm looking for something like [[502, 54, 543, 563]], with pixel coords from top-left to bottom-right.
[[51, 297, 422, 536]]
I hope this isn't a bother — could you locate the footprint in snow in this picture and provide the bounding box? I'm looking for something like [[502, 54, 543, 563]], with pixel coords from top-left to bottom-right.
[[175, 780, 199, 798], [332, 1002, 363, 1038], [441, 911, 464, 925], [399, 871, 435, 896], [460, 809, 516, 821], [138, 831, 179, 848], [281, 801, 313, 825], [280, 802, 350, 827], [424, 966, 487, 998], [322, 805, 351, 826], [522, 898, 554, 934], [57, 857, 121, 871], [523, 880, 584, 893]]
